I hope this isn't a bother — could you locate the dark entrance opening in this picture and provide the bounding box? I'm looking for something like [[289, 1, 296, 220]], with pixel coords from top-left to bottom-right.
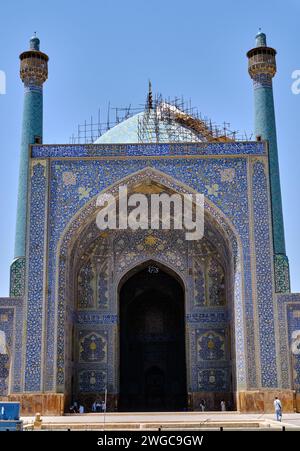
[[119, 264, 187, 412]]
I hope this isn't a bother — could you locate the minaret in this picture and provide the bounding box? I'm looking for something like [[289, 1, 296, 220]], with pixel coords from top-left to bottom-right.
[[10, 35, 48, 295], [247, 31, 290, 292]]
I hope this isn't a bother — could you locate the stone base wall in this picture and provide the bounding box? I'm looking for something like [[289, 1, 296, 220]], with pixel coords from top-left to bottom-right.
[[3, 390, 299, 415], [296, 393, 300, 412], [4, 393, 118, 415], [6, 393, 65, 416], [237, 389, 296, 413]]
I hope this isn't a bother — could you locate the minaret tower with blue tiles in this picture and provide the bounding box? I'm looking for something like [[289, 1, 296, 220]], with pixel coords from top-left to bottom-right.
[[247, 31, 290, 293], [10, 35, 48, 296]]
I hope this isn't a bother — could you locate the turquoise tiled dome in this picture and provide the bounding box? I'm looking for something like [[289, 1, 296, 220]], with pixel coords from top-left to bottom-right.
[[94, 111, 202, 144]]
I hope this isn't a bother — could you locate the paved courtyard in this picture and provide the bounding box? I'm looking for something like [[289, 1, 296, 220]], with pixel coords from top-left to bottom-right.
[[21, 411, 300, 430]]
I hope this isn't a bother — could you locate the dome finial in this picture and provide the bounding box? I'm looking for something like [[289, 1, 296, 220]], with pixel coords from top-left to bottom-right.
[[147, 80, 153, 110], [256, 28, 267, 47], [30, 32, 40, 51]]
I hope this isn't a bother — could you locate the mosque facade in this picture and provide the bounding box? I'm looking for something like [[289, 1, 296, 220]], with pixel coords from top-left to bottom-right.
[[0, 32, 300, 414]]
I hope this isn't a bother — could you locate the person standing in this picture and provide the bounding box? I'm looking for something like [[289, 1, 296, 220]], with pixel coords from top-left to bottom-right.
[[220, 400, 226, 411], [274, 397, 282, 422], [199, 399, 206, 412], [95, 400, 101, 412]]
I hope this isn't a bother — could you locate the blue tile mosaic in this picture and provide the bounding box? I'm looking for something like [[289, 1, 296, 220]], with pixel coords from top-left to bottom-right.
[[32, 142, 266, 158], [24, 162, 47, 391], [16, 141, 298, 400], [252, 161, 277, 386]]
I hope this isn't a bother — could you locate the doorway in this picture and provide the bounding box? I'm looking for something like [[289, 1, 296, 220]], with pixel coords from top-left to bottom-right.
[[119, 264, 187, 411]]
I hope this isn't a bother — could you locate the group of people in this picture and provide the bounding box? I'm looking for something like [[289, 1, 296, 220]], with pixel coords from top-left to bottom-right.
[[69, 401, 84, 414], [69, 399, 106, 414], [92, 400, 106, 412]]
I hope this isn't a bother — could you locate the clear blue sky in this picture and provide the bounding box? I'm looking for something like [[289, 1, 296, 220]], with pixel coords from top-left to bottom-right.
[[0, 0, 299, 295]]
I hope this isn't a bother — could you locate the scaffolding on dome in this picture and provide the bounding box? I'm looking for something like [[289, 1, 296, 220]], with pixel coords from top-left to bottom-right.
[[69, 89, 246, 144], [69, 106, 141, 144], [137, 93, 238, 143]]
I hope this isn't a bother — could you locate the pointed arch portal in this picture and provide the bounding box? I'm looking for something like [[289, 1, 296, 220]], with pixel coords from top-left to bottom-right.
[[56, 168, 241, 412], [118, 262, 187, 412]]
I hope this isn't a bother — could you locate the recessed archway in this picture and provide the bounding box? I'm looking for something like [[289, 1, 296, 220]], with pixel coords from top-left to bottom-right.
[[55, 168, 242, 411], [118, 261, 187, 412]]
